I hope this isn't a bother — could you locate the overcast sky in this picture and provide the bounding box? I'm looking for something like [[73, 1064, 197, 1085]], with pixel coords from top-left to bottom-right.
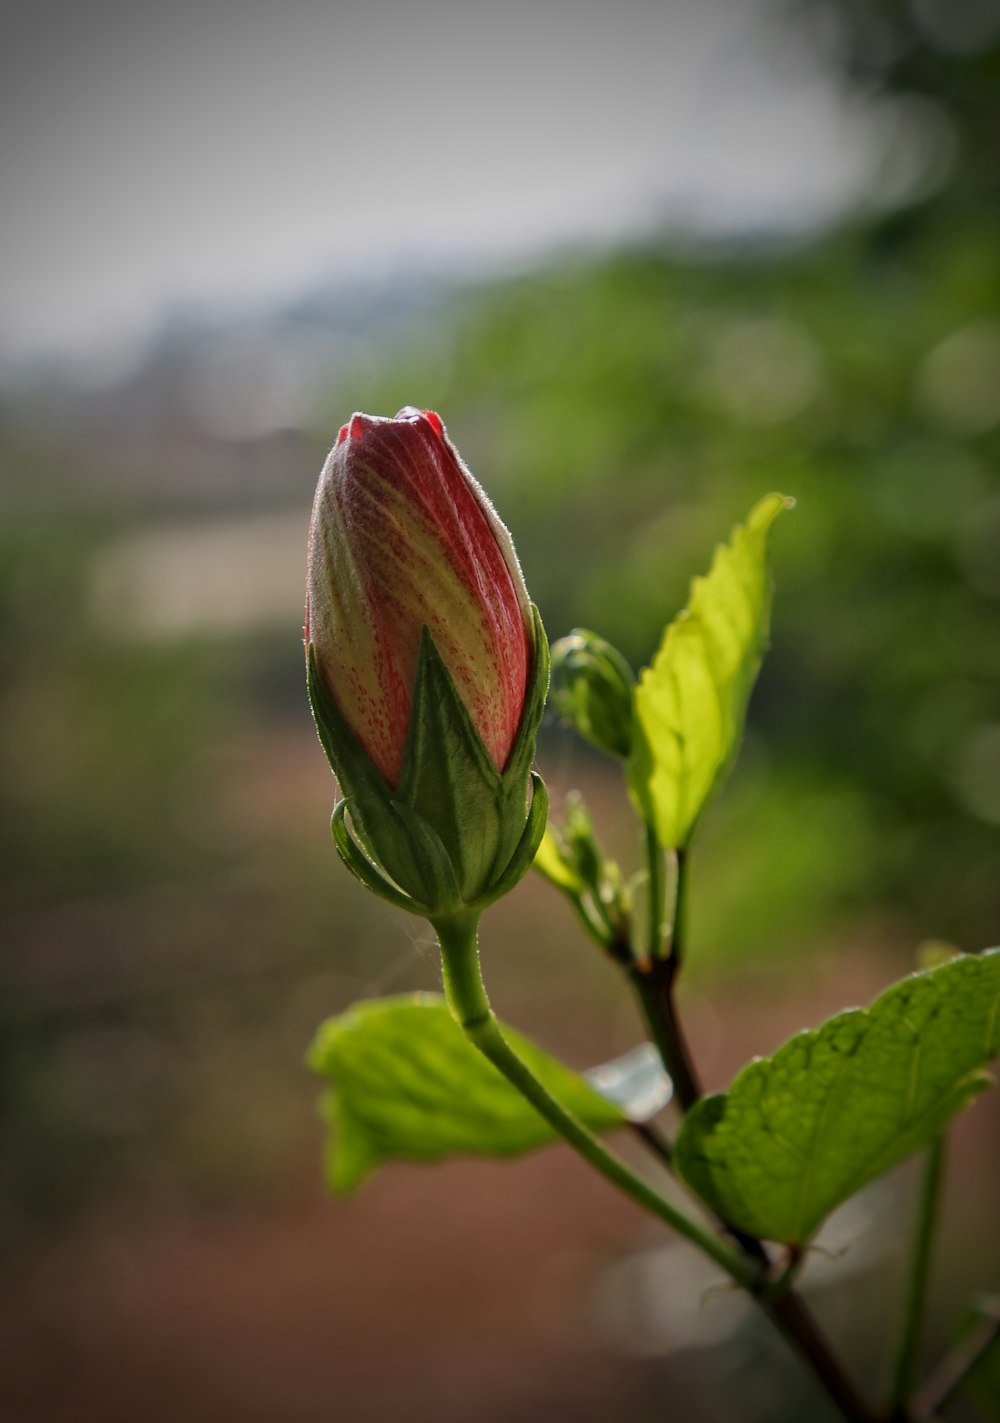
[[1, 0, 907, 369]]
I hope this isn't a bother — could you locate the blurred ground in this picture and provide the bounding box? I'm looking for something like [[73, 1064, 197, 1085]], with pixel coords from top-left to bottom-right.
[[2, 910, 997, 1422]]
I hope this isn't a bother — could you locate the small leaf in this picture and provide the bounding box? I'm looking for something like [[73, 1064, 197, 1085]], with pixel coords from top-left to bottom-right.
[[532, 825, 583, 892], [674, 949, 1000, 1245], [628, 493, 791, 849], [308, 993, 625, 1193]]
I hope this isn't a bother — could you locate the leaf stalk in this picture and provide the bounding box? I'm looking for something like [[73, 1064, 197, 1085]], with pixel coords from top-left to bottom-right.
[[890, 1137, 946, 1417]]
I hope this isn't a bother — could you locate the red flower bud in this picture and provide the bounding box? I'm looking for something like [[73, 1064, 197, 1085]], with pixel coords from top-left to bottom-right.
[[306, 407, 532, 787]]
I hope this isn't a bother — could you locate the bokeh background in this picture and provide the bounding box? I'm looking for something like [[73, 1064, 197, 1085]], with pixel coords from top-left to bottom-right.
[[2, 1, 999, 1419]]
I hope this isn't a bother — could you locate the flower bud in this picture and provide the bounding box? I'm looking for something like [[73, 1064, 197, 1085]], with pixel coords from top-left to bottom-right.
[[563, 791, 605, 891], [534, 791, 632, 960], [306, 408, 549, 921], [550, 629, 635, 759]]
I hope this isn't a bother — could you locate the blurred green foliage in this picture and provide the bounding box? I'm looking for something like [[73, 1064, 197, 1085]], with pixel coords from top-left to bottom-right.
[[0, 506, 223, 901]]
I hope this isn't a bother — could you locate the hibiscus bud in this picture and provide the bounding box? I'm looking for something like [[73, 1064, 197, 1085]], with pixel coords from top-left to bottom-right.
[[550, 629, 635, 759], [306, 408, 549, 922]]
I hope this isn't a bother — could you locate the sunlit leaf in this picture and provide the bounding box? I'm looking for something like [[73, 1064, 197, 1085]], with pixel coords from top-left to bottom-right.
[[674, 949, 1000, 1244], [628, 493, 791, 848], [308, 993, 625, 1193], [532, 825, 583, 892]]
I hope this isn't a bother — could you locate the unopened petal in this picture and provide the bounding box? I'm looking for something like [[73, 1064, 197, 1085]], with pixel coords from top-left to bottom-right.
[[306, 409, 531, 787]]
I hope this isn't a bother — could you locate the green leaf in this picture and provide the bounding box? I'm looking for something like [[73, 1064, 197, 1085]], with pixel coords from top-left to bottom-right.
[[675, 949, 1000, 1245], [628, 493, 791, 849], [532, 824, 584, 892], [308, 993, 625, 1194]]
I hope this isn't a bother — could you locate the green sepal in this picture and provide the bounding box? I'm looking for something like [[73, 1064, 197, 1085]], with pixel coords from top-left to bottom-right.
[[503, 604, 551, 792], [488, 603, 551, 882], [389, 797, 463, 913], [395, 627, 506, 901], [330, 801, 430, 916], [307, 605, 550, 918], [307, 647, 426, 899], [470, 772, 549, 911]]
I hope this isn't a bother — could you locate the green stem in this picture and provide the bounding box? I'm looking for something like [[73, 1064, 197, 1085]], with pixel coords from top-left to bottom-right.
[[625, 848, 874, 1422], [671, 846, 689, 969], [911, 1298, 1000, 1421], [434, 913, 760, 1291], [566, 886, 613, 951], [890, 1138, 946, 1417], [437, 912, 876, 1423]]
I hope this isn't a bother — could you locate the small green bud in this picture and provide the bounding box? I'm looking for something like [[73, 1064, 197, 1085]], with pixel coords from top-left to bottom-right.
[[550, 629, 636, 759], [565, 791, 603, 891], [535, 791, 633, 962]]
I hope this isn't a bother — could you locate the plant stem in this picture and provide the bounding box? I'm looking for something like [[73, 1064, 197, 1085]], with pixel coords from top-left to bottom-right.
[[629, 955, 703, 1112], [765, 1290, 879, 1423], [671, 846, 689, 968], [633, 970, 874, 1420], [890, 1138, 946, 1417], [911, 1298, 1000, 1421], [631, 1120, 674, 1168], [626, 842, 876, 1422], [438, 912, 879, 1423], [434, 913, 760, 1291], [632, 835, 703, 1109], [645, 823, 668, 961]]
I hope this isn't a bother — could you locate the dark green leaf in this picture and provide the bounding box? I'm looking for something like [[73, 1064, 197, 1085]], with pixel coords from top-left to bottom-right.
[[308, 993, 625, 1193], [675, 949, 1000, 1244]]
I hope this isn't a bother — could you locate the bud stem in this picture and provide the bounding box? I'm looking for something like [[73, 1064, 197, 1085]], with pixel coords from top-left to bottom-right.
[[433, 914, 761, 1291], [634, 835, 704, 1109], [628, 955, 703, 1113]]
